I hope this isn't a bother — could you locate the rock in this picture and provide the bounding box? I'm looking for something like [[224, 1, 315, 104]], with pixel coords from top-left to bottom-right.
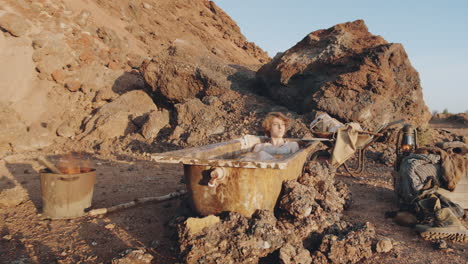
[[105, 224, 115, 230], [94, 87, 118, 102], [127, 53, 145, 69], [142, 3, 152, 9], [141, 58, 212, 104], [56, 122, 75, 138], [183, 215, 220, 236], [111, 249, 153, 264], [211, 125, 225, 135], [174, 98, 226, 144], [0, 12, 30, 37], [175, 99, 219, 126], [0, 186, 28, 207], [10, 126, 54, 152], [0, 103, 28, 149], [169, 125, 184, 141], [75, 10, 91, 27], [375, 238, 393, 253], [97, 27, 123, 49], [279, 181, 318, 219], [279, 243, 312, 264], [79, 50, 97, 65], [107, 60, 121, 70], [179, 211, 283, 264], [64, 79, 82, 92], [32, 34, 76, 76], [202, 95, 222, 107], [310, 222, 375, 264], [82, 90, 157, 141], [433, 239, 448, 250], [141, 39, 243, 104], [51, 69, 66, 84], [256, 20, 431, 130], [141, 109, 170, 140], [112, 72, 146, 95]]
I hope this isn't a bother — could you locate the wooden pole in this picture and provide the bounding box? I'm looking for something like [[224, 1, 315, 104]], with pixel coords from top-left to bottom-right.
[[88, 190, 187, 216], [37, 156, 63, 174]]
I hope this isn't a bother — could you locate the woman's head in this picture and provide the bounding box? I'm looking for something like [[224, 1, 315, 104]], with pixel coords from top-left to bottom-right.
[[262, 112, 290, 138]]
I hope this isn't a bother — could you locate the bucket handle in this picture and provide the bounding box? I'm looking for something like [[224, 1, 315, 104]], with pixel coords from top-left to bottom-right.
[[59, 176, 79, 182]]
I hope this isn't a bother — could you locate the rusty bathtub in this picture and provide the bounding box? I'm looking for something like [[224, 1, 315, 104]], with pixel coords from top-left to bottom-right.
[[152, 135, 321, 217]]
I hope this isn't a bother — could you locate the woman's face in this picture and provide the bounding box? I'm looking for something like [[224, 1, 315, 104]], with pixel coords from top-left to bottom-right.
[[270, 117, 286, 138]]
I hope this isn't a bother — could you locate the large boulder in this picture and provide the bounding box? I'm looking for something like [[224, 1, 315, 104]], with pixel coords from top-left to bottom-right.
[[141, 40, 257, 104], [82, 90, 157, 141], [256, 20, 431, 130], [173, 98, 226, 144]]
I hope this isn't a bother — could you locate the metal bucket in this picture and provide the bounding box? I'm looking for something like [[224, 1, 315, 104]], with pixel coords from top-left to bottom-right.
[[40, 169, 96, 219]]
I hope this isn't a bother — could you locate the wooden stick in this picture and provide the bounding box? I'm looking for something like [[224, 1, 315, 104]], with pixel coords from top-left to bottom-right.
[[88, 190, 187, 216], [357, 131, 384, 137], [300, 138, 334, 142], [37, 156, 63, 174]]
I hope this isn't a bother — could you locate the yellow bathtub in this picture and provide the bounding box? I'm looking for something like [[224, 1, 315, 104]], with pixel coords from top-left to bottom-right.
[[152, 135, 320, 217]]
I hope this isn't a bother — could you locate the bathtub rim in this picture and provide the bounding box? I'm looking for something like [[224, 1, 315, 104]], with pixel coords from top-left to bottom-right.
[[151, 135, 320, 169]]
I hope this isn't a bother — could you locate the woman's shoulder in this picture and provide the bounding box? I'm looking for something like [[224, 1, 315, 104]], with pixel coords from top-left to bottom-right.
[[285, 141, 300, 152], [253, 143, 272, 152], [285, 141, 299, 147]]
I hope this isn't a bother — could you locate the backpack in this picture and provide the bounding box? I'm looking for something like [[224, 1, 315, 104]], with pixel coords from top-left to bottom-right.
[[393, 153, 464, 218]]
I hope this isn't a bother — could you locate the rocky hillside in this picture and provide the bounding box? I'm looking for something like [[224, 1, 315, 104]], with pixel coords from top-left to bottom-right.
[[1, 2, 434, 158], [0, 0, 274, 156]]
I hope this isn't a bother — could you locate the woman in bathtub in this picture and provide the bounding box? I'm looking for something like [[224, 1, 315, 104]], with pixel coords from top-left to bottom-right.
[[242, 112, 299, 161]]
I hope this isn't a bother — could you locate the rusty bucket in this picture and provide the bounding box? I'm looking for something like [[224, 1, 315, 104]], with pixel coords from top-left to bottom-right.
[[40, 169, 96, 219]]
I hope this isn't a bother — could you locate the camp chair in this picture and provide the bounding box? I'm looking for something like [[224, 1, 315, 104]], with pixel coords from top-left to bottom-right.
[[335, 119, 404, 176]]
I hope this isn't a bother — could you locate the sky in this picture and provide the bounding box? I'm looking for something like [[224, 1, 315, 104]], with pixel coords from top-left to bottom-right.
[[214, 0, 467, 113]]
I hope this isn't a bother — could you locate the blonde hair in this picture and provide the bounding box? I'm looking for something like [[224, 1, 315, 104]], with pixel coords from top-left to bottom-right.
[[262, 112, 290, 137]]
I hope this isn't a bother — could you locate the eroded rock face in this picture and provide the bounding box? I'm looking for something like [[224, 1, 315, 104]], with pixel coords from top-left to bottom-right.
[[256, 20, 431, 130], [0, 12, 30, 37]]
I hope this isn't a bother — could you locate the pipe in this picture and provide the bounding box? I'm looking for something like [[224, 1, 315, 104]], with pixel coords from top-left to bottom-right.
[[208, 167, 228, 187]]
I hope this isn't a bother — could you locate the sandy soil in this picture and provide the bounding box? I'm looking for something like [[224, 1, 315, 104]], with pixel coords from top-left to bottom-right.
[[0, 120, 467, 264]]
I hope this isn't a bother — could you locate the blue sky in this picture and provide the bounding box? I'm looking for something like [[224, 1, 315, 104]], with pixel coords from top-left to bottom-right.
[[214, 0, 467, 113]]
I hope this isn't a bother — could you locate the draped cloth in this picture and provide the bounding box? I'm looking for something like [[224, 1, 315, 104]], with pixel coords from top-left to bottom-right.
[[331, 123, 372, 167]]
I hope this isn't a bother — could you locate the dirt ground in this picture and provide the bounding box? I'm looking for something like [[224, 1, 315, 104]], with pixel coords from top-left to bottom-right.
[[1, 120, 467, 264]]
